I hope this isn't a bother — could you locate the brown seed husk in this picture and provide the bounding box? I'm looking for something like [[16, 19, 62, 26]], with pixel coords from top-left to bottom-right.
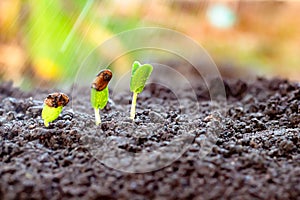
[[44, 92, 69, 108], [91, 69, 112, 91]]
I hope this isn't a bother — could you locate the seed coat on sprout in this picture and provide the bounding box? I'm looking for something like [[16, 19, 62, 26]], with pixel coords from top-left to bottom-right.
[[42, 93, 69, 127], [90, 69, 112, 125]]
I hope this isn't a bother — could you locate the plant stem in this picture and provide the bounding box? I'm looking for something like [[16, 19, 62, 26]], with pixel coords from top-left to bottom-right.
[[130, 92, 138, 120], [94, 108, 101, 125], [44, 121, 49, 127]]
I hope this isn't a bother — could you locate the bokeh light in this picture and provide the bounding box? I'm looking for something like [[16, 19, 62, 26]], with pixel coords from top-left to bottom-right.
[[0, 0, 299, 90]]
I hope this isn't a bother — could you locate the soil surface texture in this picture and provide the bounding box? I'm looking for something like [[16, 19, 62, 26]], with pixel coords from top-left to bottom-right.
[[0, 77, 300, 200]]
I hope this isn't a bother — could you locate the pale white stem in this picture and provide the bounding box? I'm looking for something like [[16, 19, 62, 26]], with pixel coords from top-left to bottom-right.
[[94, 108, 101, 125], [130, 92, 138, 120]]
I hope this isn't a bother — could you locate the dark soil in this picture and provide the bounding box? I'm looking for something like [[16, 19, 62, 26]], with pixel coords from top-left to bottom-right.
[[0, 77, 299, 200]]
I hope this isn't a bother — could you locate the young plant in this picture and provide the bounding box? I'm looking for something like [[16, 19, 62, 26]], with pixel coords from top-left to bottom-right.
[[130, 61, 153, 120], [91, 69, 113, 125], [42, 93, 69, 127]]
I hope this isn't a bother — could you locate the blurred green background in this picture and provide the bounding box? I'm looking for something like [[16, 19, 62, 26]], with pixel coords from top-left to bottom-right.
[[0, 0, 299, 90]]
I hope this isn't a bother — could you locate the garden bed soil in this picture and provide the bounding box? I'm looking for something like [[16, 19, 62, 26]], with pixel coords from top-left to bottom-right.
[[0, 77, 299, 200]]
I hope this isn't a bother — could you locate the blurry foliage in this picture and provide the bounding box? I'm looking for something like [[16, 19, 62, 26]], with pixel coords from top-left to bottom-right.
[[139, 1, 300, 80], [0, 0, 132, 88], [23, 0, 112, 83], [0, 0, 21, 40], [0, 0, 300, 88]]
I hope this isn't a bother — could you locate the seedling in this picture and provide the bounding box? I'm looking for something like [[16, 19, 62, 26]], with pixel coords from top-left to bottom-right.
[[130, 61, 153, 120], [91, 69, 112, 125], [42, 93, 69, 127]]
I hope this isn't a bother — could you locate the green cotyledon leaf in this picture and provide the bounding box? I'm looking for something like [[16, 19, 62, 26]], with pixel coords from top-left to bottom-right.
[[42, 105, 63, 127], [91, 87, 109, 109], [130, 62, 153, 94], [131, 61, 140, 76]]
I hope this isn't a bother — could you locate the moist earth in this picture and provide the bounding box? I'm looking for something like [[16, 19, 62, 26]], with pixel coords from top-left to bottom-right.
[[0, 77, 299, 200]]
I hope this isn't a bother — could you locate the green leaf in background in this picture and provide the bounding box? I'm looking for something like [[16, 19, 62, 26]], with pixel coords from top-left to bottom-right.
[[130, 61, 153, 94], [91, 87, 109, 109], [23, 0, 112, 84]]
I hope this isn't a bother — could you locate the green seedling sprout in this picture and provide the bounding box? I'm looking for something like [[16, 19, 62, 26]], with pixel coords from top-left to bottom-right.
[[42, 93, 69, 127], [91, 69, 113, 125], [130, 61, 153, 120]]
